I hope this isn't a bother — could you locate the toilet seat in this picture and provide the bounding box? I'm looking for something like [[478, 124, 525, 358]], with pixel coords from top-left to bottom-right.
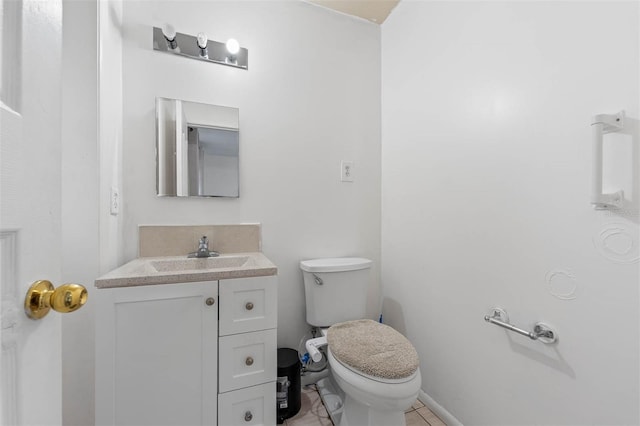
[[332, 353, 420, 384], [327, 319, 419, 381]]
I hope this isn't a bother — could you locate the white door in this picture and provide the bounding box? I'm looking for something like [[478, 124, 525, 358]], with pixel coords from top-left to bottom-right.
[[1, 1, 64, 424]]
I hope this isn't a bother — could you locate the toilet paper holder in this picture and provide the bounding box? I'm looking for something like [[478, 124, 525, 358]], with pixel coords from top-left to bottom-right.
[[484, 308, 557, 344]]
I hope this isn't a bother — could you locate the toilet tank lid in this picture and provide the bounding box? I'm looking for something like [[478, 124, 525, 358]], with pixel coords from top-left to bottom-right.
[[300, 257, 372, 273]]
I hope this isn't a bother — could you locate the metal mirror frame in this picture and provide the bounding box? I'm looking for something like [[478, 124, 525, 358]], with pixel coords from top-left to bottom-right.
[[156, 97, 240, 198]]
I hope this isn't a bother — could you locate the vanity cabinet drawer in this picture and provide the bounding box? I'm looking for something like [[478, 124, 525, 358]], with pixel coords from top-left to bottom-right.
[[219, 276, 277, 336], [218, 382, 276, 426], [219, 329, 277, 393]]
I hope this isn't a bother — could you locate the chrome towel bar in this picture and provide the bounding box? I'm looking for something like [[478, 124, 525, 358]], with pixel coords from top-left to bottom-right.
[[484, 308, 557, 344]]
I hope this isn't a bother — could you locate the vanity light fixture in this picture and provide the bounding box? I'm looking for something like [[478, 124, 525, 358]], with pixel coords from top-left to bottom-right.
[[153, 26, 248, 70]]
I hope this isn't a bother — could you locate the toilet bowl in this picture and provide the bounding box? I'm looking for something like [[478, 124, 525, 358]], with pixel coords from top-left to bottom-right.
[[300, 258, 422, 426], [326, 319, 421, 426], [329, 349, 422, 426]]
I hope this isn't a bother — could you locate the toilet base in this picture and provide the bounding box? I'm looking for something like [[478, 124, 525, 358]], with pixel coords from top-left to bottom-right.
[[340, 394, 406, 426], [301, 368, 329, 387], [327, 349, 420, 426], [316, 375, 345, 425]]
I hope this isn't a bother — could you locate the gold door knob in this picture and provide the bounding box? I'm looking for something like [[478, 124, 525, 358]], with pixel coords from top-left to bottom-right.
[[24, 280, 88, 320]]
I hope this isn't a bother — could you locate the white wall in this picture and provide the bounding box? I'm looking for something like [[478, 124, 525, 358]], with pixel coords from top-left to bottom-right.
[[61, 2, 99, 425], [121, 1, 381, 349], [98, 0, 124, 273], [381, 2, 639, 425], [61, 1, 124, 424]]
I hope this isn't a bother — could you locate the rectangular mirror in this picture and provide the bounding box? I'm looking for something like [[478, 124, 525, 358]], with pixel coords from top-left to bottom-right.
[[156, 97, 239, 197]]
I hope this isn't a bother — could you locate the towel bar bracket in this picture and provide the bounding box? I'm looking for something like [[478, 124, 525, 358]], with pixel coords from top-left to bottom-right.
[[592, 111, 625, 133], [593, 190, 624, 210], [532, 322, 556, 344]]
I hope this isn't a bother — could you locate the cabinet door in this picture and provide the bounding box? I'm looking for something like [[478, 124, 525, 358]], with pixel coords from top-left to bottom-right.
[[96, 281, 218, 426], [218, 382, 276, 426], [218, 329, 277, 392], [219, 276, 277, 336]]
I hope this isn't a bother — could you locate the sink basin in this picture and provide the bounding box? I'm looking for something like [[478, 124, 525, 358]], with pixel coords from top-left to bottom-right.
[[95, 252, 277, 288], [151, 256, 250, 272]]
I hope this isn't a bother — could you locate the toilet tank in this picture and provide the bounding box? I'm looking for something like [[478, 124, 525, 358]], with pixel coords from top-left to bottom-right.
[[300, 257, 372, 328]]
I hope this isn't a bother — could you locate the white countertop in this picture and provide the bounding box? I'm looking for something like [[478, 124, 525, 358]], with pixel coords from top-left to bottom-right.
[[94, 252, 277, 289]]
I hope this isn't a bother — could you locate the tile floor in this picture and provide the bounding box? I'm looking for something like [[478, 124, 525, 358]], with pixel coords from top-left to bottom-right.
[[283, 385, 447, 426]]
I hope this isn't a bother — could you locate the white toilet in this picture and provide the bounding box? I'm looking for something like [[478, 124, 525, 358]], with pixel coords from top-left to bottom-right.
[[300, 258, 422, 426]]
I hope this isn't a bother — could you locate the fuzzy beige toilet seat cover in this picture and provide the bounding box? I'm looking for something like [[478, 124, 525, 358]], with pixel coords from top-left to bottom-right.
[[327, 319, 419, 380]]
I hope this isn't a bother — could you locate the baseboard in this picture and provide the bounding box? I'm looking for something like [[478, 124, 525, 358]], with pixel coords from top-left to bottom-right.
[[418, 390, 463, 426]]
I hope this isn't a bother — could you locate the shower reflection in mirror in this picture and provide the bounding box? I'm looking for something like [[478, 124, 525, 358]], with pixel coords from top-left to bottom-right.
[[156, 97, 239, 198]]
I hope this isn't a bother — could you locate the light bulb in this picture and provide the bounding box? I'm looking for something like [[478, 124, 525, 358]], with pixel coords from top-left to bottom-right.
[[162, 23, 178, 50], [197, 32, 208, 49], [162, 23, 176, 41], [226, 38, 240, 55]]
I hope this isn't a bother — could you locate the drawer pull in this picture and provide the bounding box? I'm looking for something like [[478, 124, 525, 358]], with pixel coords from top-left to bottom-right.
[[245, 356, 254, 366], [244, 411, 253, 422], [245, 302, 254, 311], [205, 297, 215, 306]]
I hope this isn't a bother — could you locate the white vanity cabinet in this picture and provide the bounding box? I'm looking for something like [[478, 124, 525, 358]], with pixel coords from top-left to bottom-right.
[[95, 275, 277, 426]]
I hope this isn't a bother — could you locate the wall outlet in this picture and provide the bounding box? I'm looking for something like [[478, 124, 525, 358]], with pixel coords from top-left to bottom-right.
[[110, 187, 120, 215], [341, 161, 354, 182]]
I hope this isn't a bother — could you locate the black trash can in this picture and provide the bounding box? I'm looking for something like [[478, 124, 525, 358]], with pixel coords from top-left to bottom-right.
[[276, 348, 301, 424]]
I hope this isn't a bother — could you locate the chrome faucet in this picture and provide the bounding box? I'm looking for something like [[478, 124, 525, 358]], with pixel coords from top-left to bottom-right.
[[188, 235, 219, 258], [197, 236, 209, 256]]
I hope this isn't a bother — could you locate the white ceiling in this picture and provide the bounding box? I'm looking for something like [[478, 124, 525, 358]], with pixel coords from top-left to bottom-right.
[[308, 0, 401, 24]]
